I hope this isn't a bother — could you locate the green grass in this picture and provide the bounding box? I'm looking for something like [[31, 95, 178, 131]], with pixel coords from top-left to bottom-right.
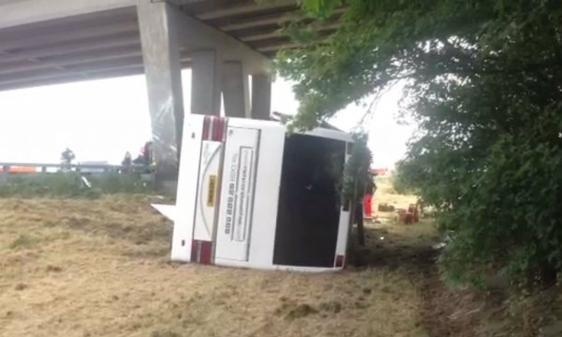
[[0, 173, 153, 199]]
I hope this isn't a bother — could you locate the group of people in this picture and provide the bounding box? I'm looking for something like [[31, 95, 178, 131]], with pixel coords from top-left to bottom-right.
[[59, 141, 154, 174], [121, 141, 154, 174]]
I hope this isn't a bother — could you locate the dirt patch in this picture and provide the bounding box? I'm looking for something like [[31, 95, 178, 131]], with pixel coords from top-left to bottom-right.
[[350, 220, 481, 337], [416, 253, 480, 337]]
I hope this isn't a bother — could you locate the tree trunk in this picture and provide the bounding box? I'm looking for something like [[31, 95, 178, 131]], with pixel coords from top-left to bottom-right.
[[356, 203, 365, 246]]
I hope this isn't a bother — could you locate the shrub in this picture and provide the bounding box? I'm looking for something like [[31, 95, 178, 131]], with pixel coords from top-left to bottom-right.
[[0, 172, 153, 199], [439, 134, 562, 287]]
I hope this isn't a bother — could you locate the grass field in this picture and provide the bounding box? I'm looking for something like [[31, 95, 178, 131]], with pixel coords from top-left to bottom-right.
[[0, 193, 435, 337], [1, 178, 558, 337]]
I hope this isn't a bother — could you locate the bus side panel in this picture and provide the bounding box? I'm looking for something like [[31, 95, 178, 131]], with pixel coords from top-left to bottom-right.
[[192, 141, 223, 242], [334, 141, 353, 268], [223, 118, 286, 269], [245, 123, 286, 268], [215, 127, 260, 262], [171, 115, 205, 262]]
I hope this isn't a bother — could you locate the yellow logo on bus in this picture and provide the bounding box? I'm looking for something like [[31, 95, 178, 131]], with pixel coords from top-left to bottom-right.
[[207, 175, 217, 207]]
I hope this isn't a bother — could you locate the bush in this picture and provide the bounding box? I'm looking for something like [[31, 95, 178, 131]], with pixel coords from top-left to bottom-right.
[[397, 107, 562, 288], [0, 172, 153, 199], [439, 134, 562, 287], [88, 173, 153, 194], [378, 203, 395, 212], [342, 133, 372, 203]]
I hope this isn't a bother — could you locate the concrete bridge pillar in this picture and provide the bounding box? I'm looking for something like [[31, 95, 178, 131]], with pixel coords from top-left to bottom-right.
[[137, 0, 184, 190], [191, 50, 222, 116], [251, 74, 272, 120], [137, 0, 272, 192], [222, 60, 250, 118]]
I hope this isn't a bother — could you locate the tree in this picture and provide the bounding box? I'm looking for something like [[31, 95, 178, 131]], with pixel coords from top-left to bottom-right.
[[342, 132, 372, 246], [276, 0, 562, 286]]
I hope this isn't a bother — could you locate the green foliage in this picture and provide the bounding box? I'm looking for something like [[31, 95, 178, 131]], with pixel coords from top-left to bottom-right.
[[276, 0, 562, 128], [435, 132, 562, 286], [300, 0, 343, 18], [392, 165, 418, 196], [0, 173, 98, 198], [276, 0, 562, 286], [342, 133, 372, 203], [0, 173, 153, 199], [88, 173, 153, 195]]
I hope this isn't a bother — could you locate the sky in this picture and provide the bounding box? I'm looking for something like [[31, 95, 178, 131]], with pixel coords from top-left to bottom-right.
[[0, 71, 415, 168]]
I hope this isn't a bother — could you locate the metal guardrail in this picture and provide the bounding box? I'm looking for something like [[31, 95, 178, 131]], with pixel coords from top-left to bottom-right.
[[0, 162, 122, 174]]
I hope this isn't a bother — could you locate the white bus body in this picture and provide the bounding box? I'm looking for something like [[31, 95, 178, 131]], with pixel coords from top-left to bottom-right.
[[162, 115, 353, 272]]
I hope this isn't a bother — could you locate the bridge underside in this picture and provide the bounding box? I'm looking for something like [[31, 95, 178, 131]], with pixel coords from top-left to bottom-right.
[[0, 0, 340, 190], [0, 1, 332, 91]]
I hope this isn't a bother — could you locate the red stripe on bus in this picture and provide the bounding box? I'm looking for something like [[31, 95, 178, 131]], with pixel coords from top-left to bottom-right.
[[202, 116, 211, 140], [199, 241, 213, 264], [190, 240, 213, 264], [335, 255, 345, 268], [212, 117, 226, 141]]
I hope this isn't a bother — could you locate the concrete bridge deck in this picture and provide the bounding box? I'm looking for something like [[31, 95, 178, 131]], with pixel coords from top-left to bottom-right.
[[0, 0, 341, 187], [0, 0, 303, 90]]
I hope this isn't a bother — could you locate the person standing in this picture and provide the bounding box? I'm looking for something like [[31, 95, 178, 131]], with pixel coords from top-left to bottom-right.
[[121, 151, 132, 174], [60, 148, 75, 172], [362, 172, 377, 221]]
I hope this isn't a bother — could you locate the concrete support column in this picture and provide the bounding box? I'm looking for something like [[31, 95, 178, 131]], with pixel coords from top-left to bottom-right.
[[191, 50, 221, 115], [222, 61, 250, 118], [251, 74, 272, 120], [137, 0, 184, 189]]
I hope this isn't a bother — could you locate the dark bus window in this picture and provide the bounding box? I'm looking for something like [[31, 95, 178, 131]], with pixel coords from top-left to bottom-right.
[[273, 134, 345, 267]]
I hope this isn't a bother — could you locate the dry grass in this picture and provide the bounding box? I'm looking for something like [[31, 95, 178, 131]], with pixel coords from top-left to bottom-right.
[[374, 177, 418, 211], [368, 178, 562, 337], [0, 195, 431, 337], [371, 177, 437, 245], [2, 179, 558, 337]]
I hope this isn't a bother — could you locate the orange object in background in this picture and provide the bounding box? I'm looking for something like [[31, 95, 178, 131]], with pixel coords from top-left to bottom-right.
[[363, 193, 373, 220], [398, 204, 420, 225], [0, 166, 37, 174]]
